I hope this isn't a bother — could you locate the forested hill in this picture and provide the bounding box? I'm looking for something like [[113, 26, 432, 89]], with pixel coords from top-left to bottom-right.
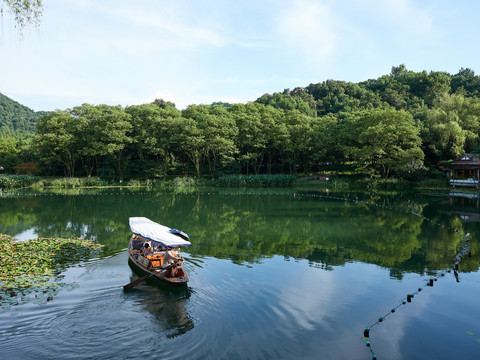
[[0, 92, 48, 136], [4, 65, 480, 179], [255, 65, 480, 116]]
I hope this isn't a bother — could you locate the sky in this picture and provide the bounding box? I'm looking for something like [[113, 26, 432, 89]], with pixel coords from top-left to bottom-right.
[[1, 0, 480, 112]]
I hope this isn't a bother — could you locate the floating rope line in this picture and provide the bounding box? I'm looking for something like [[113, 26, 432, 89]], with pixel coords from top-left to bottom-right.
[[282, 191, 472, 360], [361, 232, 471, 359]]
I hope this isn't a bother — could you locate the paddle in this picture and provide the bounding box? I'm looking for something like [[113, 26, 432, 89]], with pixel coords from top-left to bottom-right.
[[123, 264, 173, 291]]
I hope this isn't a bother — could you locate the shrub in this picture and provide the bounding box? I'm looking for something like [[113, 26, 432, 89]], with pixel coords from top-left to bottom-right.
[[0, 175, 42, 188], [13, 162, 42, 175], [172, 176, 197, 188], [215, 174, 297, 187], [127, 179, 142, 187]]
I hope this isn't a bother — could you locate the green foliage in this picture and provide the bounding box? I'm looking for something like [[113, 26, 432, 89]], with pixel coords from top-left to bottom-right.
[[0, 93, 45, 135], [415, 178, 449, 189], [4, 66, 480, 182], [1, 0, 43, 32], [0, 174, 41, 188], [215, 174, 297, 187], [13, 162, 41, 175], [0, 233, 102, 306], [126, 179, 142, 187], [337, 109, 424, 177], [37, 177, 108, 189], [172, 176, 197, 188]]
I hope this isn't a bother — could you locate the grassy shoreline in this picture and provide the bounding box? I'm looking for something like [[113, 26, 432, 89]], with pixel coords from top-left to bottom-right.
[[0, 173, 464, 192]]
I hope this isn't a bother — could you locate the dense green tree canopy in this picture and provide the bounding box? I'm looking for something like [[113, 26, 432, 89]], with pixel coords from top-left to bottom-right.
[[337, 109, 424, 177], [4, 65, 480, 179]]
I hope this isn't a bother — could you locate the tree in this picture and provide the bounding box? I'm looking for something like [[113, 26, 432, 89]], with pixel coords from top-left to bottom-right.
[[337, 109, 424, 177], [309, 114, 339, 169], [33, 110, 80, 176], [284, 110, 312, 174], [230, 103, 266, 174], [0, 135, 22, 172], [152, 98, 176, 109], [68, 104, 132, 178], [182, 105, 238, 177], [174, 116, 204, 177], [126, 104, 182, 177], [422, 93, 480, 162], [1, 0, 43, 34]]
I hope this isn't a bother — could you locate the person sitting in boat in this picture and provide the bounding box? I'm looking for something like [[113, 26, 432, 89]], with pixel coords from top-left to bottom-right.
[[162, 248, 177, 267], [142, 242, 153, 257]]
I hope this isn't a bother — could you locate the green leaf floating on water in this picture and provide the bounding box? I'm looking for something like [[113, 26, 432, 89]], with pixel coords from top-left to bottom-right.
[[0, 233, 104, 307]]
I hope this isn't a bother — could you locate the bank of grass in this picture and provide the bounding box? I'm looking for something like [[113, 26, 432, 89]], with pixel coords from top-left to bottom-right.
[[215, 174, 297, 187], [0, 234, 104, 307], [0, 173, 453, 192], [4, 175, 210, 190], [296, 176, 451, 191]]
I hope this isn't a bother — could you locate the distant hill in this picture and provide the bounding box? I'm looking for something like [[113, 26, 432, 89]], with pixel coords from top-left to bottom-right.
[[0, 92, 48, 136]]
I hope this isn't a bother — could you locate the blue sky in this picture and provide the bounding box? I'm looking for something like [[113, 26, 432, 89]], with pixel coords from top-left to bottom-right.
[[1, 0, 479, 111]]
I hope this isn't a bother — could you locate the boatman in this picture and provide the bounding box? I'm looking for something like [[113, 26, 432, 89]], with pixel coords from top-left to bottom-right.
[[162, 248, 177, 266]]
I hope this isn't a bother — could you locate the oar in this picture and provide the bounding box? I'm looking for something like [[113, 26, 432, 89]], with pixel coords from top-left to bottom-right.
[[123, 264, 173, 291]]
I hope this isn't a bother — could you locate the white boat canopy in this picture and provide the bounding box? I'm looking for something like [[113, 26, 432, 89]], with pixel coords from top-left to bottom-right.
[[129, 217, 192, 248]]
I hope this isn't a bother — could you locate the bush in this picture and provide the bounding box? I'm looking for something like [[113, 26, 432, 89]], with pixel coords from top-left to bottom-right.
[[215, 174, 297, 187], [127, 179, 142, 187], [172, 176, 197, 188], [0, 175, 42, 188], [415, 178, 449, 189], [13, 162, 42, 175], [45, 177, 107, 189]]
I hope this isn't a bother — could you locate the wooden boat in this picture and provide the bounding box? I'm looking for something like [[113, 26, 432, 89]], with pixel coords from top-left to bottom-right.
[[127, 217, 191, 287]]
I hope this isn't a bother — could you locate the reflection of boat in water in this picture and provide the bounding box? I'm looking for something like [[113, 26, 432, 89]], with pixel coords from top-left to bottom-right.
[[138, 285, 194, 338], [127, 217, 192, 287]]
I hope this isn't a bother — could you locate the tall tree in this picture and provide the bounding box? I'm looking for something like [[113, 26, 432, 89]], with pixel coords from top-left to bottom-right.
[[337, 109, 424, 177], [33, 110, 80, 176]]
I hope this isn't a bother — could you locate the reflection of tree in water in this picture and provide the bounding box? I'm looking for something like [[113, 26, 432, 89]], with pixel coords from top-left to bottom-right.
[[0, 189, 479, 277], [134, 284, 194, 338]]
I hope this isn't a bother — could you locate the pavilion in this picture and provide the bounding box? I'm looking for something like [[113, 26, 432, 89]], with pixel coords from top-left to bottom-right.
[[449, 153, 480, 188]]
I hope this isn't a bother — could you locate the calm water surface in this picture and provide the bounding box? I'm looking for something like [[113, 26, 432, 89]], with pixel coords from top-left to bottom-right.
[[0, 188, 479, 359]]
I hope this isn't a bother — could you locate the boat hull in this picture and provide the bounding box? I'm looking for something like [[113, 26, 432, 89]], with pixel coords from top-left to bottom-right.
[[128, 253, 189, 287]]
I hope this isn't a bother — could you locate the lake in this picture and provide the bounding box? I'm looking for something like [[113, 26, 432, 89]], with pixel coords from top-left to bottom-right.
[[0, 187, 479, 359]]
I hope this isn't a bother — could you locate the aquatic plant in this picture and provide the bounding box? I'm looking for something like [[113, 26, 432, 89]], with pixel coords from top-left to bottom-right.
[[0, 234, 103, 307]]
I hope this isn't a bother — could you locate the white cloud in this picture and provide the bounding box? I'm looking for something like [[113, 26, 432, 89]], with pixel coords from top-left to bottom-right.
[[277, 0, 339, 65], [85, 1, 228, 51]]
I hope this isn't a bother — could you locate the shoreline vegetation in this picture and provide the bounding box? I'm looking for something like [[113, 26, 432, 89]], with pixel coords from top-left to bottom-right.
[[2, 66, 480, 184], [0, 234, 104, 308], [0, 173, 454, 192]]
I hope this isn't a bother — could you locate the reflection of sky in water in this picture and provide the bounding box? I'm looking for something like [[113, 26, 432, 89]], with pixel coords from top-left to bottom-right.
[[14, 228, 37, 241]]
